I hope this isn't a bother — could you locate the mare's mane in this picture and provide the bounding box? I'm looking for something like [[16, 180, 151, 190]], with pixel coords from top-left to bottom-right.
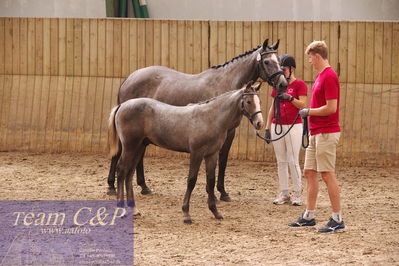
[[211, 46, 261, 69]]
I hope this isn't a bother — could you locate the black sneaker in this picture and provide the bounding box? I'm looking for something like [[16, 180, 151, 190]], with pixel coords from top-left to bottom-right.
[[318, 217, 345, 234], [288, 216, 316, 227]]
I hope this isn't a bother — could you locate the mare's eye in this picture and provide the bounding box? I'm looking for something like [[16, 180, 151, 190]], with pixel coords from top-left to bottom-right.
[[264, 60, 269, 65], [246, 101, 251, 104]]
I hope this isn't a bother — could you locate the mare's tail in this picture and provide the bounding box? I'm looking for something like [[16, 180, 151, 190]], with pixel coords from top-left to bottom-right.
[[108, 105, 121, 157]]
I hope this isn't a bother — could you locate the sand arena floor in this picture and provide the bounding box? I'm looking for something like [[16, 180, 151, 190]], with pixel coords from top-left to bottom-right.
[[0, 151, 398, 265]]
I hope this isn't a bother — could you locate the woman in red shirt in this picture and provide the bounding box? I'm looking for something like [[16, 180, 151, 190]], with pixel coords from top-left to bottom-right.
[[266, 55, 308, 206]]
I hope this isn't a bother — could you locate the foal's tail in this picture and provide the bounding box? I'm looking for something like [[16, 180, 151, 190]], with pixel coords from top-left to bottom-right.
[[108, 105, 121, 158]]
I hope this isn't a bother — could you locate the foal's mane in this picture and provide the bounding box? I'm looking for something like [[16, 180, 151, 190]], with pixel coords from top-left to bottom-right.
[[211, 45, 262, 69], [190, 89, 242, 106]]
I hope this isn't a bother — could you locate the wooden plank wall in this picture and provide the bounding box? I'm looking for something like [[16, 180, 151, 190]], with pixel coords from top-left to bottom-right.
[[0, 18, 398, 166]]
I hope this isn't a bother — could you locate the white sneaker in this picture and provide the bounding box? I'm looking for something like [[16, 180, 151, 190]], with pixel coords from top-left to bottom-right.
[[291, 195, 303, 206], [273, 193, 290, 205]]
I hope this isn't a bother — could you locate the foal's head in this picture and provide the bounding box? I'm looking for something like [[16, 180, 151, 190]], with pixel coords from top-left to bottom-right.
[[241, 81, 264, 130], [257, 39, 288, 94]]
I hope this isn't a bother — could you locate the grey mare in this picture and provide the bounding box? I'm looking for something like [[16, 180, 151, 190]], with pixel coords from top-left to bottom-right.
[[108, 82, 264, 223], [107, 39, 288, 202]]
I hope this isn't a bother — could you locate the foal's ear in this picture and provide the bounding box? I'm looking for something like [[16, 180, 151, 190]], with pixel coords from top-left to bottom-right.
[[271, 39, 280, 50], [254, 82, 262, 92], [245, 80, 255, 91], [262, 39, 269, 50]]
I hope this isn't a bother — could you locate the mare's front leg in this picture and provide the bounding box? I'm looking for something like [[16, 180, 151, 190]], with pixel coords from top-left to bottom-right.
[[217, 129, 236, 202], [205, 153, 223, 220], [182, 154, 202, 224], [136, 148, 152, 195]]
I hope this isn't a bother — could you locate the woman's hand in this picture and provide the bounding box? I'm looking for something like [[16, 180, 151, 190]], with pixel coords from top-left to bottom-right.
[[277, 93, 294, 102]]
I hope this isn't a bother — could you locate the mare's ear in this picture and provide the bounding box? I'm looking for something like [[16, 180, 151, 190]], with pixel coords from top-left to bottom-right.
[[262, 39, 269, 50], [271, 39, 280, 50]]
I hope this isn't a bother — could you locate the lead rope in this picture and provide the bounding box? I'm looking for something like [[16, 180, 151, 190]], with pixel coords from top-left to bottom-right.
[[273, 67, 292, 136], [302, 116, 309, 148], [256, 111, 309, 149], [256, 113, 299, 142], [273, 97, 283, 135]]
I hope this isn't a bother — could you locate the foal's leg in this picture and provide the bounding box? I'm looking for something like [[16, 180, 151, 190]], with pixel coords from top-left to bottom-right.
[[116, 152, 130, 207], [217, 129, 236, 202], [136, 147, 152, 195], [182, 154, 202, 224], [107, 142, 122, 195], [117, 148, 140, 208], [116, 170, 125, 208], [205, 153, 223, 220], [126, 145, 145, 216]]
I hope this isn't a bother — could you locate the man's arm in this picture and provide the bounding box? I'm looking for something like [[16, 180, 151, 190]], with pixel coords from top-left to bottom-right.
[[291, 95, 308, 109], [299, 99, 337, 118], [308, 99, 337, 116]]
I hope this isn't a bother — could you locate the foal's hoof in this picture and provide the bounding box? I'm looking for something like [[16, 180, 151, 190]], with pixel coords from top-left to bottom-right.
[[127, 200, 135, 208], [141, 187, 152, 195], [183, 218, 192, 224], [220, 194, 232, 202], [133, 208, 142, 217], [107, 188, 117, 196]]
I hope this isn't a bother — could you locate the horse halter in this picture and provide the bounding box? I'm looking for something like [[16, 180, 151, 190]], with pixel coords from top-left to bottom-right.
[[257, 50, 284, 87], [242, 92, 262, 123]]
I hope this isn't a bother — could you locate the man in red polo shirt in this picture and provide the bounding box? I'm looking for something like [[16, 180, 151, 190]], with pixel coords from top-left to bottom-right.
[[288, 40, 344, 233]]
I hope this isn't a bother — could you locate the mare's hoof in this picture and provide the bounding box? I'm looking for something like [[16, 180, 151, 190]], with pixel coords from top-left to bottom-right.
[[220, 194, 232, 202], [183, 218, 192, 224], [117, 200, 125, 208], [215, 213, 224, 220], [141, 187, 152, 195], [107, 188, 117, 195]]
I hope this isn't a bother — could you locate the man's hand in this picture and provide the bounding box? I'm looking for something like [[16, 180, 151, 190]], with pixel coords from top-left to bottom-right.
[[265, 129, 271, 144], [299, 108, 310, 118], [277, 93, 294, 102]]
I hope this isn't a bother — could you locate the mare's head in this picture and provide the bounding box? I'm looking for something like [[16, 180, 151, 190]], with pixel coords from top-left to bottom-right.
[[241, 81, 264, 130], [257, 39, 288, 94]]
